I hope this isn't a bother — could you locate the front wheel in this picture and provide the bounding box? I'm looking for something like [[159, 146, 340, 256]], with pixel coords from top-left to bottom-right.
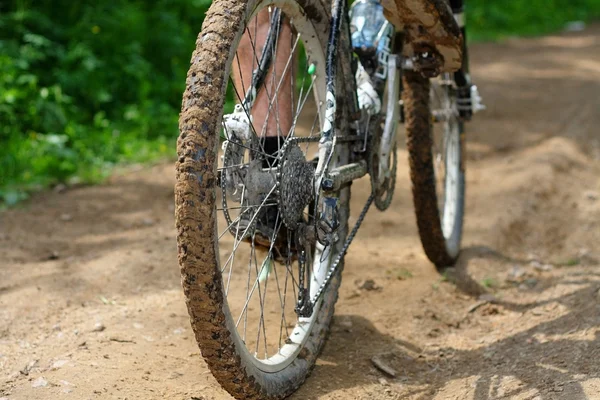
[[403, 70, 465, 269]]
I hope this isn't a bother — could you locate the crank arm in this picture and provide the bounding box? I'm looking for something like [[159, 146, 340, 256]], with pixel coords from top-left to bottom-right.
[[378, 54, 401, 185]]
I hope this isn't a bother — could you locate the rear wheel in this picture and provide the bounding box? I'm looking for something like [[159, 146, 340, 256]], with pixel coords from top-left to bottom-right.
[[403, 70, 465, 269], [175, 0, 352, 398]]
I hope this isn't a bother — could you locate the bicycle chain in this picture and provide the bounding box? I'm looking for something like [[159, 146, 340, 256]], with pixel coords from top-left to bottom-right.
[[308, 192, 374, 307]]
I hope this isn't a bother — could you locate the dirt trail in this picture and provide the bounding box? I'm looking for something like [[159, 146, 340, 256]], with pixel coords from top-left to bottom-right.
[[2, 26, 600, 400]]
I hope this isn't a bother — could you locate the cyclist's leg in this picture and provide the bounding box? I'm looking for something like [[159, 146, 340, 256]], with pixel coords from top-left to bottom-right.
[[232, 10, 293, 150], [231, 11, 295, 248]]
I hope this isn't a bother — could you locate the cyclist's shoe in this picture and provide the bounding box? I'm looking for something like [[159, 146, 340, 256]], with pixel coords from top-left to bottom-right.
[[456, 78, 486, 120]]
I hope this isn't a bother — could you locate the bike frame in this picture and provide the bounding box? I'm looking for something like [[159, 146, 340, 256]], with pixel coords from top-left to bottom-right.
[[230, 0, 474, 317]]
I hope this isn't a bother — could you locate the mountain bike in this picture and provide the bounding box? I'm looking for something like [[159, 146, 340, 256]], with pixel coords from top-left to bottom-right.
[[175, 0, 484, 397]]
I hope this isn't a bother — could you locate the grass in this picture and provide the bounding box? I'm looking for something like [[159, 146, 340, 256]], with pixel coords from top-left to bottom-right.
[[388, 268, 414, 280], [0, 132, 176, 208], [481, 277, 498, 289], [556, 258, 581, 267], [431, 270, 453, 290]]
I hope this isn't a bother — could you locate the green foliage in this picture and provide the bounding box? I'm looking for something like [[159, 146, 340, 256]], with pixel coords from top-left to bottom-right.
[[481, 277, 498, 289], [386, 267, 414, 280], [1, 0, 600, 205], [0, 0, 211, 205], [468, 0, 600, 40], [557, 257, 581, 267]]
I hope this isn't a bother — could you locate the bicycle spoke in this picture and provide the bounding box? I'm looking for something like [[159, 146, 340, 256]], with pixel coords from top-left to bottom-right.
[[304, 112, 320, 155], [222, 134, 279, 159], [254, 236, 272, 358], [288, 78, 316, 138], [263, 33, 301, 134], [218, 163, 251, 171], [242, 236, 257, 342], [271, 251, 291, 350], [217, 203, 278, 212], [220, 185, 277, 274], [225, 186, 247, 296], [235, 215, 283, 331]]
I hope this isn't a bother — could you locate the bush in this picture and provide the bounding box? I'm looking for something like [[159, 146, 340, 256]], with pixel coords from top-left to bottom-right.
[[468, 0, 600, 40], [1, 0, 599, 206], [0, 0, 210, 205]]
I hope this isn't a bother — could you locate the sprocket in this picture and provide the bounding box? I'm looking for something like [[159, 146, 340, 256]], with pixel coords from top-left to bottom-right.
[[277, 141, 316, 229]]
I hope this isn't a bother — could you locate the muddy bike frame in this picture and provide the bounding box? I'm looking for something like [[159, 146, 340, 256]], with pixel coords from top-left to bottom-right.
[[234, 0, 472, 318]]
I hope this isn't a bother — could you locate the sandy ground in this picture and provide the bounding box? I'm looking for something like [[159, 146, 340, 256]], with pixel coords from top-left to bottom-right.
[[2, 25, 600, 400]]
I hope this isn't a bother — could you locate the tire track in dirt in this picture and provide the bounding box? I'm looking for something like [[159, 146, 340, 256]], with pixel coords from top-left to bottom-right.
[[1, 25, 600, 400]]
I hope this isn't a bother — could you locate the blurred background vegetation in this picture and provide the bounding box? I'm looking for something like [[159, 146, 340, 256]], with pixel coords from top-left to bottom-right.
[[1, 0, 599, 206]]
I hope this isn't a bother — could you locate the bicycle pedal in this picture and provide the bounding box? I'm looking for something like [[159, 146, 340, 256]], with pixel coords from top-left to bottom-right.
[[457, 84, 485, 120], [470, 85, 486, 114]]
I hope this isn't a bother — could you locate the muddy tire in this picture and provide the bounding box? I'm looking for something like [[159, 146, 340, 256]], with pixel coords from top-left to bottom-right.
[[175, 0, 352, 398], [403, 70, 465, 270]]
